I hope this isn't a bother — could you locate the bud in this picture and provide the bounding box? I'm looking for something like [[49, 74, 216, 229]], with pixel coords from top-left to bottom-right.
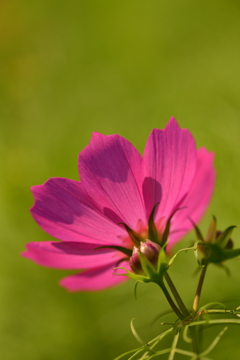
[[129, 240, 161, 274], [193, 216, 240, 265], [129, 247, 143, 274]]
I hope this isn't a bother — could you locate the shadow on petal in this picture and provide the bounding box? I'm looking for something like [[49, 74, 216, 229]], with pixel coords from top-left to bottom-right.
[[142, 177, 162, 219]]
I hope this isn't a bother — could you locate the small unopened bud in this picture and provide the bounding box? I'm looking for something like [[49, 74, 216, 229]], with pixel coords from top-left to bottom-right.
[[129, 247, 143, 274], [129, 240, 161, 274], [140, 240, 160, 263]]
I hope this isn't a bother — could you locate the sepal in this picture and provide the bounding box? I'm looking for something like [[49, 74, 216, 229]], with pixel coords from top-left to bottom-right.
[[114, 267, 151, 283], [205, 215, 217, 242], [216, 226, 236, 248], [160, 208, 185, 246]]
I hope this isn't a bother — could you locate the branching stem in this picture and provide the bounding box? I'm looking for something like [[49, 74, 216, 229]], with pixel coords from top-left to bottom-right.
[[158, 281, 185, 320], [164, 272, 190, 318]]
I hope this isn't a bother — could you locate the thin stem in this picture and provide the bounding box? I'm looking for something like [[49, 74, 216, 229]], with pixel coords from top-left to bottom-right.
[[182, 325, 192, 343], [193, 264, 208, 312], [199, 327, 228, 358], [114, 328, 175, 360], [191, 263, 208, 359], [203, 308, 240, 315], [189, 326, 200, 359], [188, 318, 240, 326], [140, 328, 175, 359], [164, 272, 190, 318], [158, 281, 185, 320], [142, 348, 171, 359], [148, 327, 175, 347], [168, 330, 180, 360]]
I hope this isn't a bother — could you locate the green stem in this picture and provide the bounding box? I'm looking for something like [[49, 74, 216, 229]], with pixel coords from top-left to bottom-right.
[[204, 308, 240, 315], [190, 263, 208, 358], [189, 326, 200, 359], [164, 272, 190, 318], [193, 264, 208, 312], [168, 330, 180, 360], [188, 318, 240, 326], [158, 281, 185, 320]]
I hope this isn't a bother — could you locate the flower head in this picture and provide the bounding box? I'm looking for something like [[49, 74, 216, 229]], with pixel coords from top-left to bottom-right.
[[22, 118, 215, 291], [193, 216, 240, 266]]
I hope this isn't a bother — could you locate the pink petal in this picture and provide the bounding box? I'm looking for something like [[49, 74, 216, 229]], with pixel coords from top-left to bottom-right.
[[78, 133, 146, 228], [31, 178, 125, 245], [22, 241, 119, 269], [60, 261, 130, 291], [169, 148, 215, 247], [143, 118, 197, 220]]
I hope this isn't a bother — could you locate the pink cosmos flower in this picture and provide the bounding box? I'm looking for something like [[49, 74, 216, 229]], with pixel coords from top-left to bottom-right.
[[22, 118, 215, 292]]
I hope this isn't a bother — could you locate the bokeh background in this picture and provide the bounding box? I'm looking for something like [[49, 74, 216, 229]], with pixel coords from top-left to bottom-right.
[[1, 1, 240, 359]]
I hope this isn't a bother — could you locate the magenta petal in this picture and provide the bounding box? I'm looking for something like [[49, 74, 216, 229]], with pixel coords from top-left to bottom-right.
[[22, 241, 118, 269], [143, 118, 197, 220], [169, 148, 215, 247], [78, 133, 146, 228], [31, 178, 125, 245], [26, 120, 216, 292], [60, 261, 130, 291]]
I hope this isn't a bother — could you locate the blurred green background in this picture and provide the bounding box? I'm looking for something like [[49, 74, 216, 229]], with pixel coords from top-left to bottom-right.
[[1, 0, 240, 359]]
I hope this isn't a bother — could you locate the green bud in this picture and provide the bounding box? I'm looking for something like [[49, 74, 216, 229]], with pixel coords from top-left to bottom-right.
[[193, 216, 239, 265]]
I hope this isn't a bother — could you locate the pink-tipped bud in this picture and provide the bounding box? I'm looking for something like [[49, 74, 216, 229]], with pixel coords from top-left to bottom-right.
[[129, 247, 143, 274], [129, 240, 161, 274]]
